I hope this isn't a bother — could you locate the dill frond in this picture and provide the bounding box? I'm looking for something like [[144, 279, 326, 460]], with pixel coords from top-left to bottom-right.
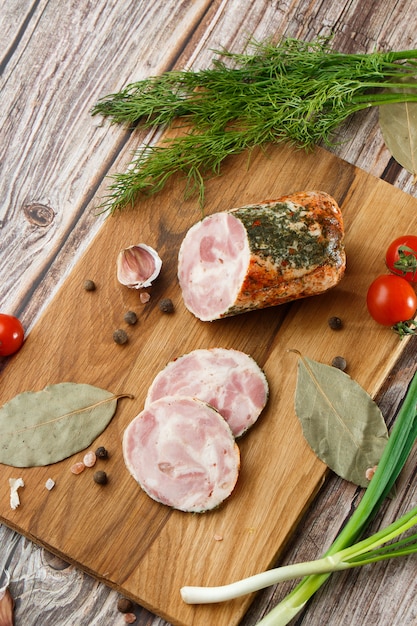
[[92, 37, 417, 213]]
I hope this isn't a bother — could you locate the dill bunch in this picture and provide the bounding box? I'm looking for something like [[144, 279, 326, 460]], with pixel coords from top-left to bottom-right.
[[92, 37, 417, 213]]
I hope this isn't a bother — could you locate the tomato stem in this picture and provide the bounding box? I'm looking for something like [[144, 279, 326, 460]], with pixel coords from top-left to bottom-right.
[[393, 246, 417, 279], [392, 320, 417, 338]]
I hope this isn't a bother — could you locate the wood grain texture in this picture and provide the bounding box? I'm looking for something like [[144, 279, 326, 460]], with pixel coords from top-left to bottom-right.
[[1, 0, 417, 625], [0, 0, 213, 324], [1, 143, 417, 626]]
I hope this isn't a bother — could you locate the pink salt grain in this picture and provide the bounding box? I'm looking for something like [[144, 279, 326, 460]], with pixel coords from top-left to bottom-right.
[[139, 292, 150, 304], [365, 465, 378, 481], [83, 450, 97, 467], [124, 613, 137, 624], [70, 462, 85, 475]]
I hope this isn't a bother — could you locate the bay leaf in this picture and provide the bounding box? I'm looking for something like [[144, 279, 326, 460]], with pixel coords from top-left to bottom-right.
[[379, 85, 417, 178], [294, 355, 389, 488], [0, 383, 131, 467]]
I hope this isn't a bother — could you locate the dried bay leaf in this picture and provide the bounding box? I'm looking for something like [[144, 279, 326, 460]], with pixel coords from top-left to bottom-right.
[[294, 355, 389, 488], [0, 383, 132, 467], [379, 85, 417, 179]]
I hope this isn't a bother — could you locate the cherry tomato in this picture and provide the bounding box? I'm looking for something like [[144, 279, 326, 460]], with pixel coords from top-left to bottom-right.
[[385, 235, 417, 283], [367, 275, 417, 327], [0, 314, 25, 356]]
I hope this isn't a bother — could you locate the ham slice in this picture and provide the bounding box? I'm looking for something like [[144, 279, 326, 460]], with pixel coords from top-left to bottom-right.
[[178, 190, 345, 321], [122, 396, 240, 512], [145, 348, 268, 437]]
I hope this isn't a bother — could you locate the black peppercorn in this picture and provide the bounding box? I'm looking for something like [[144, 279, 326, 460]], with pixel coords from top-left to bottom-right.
[[332, 356, 347, 371], [95, 446, 109, 459], [117, 597, 134, 614], [124, 310, 138, 325], [93, 470, 108, 485], [83, 279, 96, 291], [159, 298, 174, 313], [113, 329, 128, 345], [328, 316, 343, 330]]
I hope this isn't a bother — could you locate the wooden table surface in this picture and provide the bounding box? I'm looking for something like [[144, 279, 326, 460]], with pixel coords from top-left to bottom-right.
[[1, 1, 417, 624]]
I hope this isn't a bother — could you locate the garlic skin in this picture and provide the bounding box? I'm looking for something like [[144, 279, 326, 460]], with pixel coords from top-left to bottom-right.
[[117, 244, 162, 289]]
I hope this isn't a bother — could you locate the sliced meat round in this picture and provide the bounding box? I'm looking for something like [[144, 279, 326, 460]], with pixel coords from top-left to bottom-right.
[[122, 396, 240, 513], [178, 190, 345, 321], [145, 348, 268, 437]]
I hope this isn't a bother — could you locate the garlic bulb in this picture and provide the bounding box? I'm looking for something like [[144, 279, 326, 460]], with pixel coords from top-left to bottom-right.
[[117, 244, 162, 289]]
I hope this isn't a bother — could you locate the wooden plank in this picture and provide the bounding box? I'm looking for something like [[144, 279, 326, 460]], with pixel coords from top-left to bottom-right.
[[3, 0, 417, 328], [1, 141, 417, 626], [2, 0, 417, 624], [0, 0, 213, 321]]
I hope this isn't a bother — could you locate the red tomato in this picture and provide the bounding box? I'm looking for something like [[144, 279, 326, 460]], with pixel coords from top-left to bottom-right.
[[367, 275, 417, 326], [0, 314, 25, 356], [385, 235, 417, 283]]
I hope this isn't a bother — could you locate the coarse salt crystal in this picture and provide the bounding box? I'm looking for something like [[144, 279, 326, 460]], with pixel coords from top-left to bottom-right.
[[70, 462, 85, 475], [139, 292, 150, 304], [45, 478, 55, 491], [124, 613, 137, 624], [83, 450, 97, 467]]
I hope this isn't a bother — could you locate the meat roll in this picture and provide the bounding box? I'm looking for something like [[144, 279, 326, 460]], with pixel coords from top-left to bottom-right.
[[178, 190, 345, 321]]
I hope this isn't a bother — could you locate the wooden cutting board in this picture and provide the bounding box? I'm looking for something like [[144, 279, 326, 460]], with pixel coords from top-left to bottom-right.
[[1, 142, 416, 626]]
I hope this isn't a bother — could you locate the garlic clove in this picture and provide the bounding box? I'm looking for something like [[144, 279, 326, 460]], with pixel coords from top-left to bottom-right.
[[0, 589, 14, 626], [117, 244, 162, 289], [0, 571, 14, 626]]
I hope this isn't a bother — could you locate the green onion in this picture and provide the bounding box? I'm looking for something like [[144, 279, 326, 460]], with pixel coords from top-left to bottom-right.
[[180, 370, 417, 624], [181, 507, 417, 604]]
